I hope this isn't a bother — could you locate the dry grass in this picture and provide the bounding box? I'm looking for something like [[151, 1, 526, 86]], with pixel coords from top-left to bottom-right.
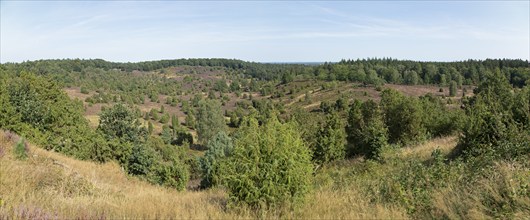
[[1, 130, 527, 219], [0, 131, 408, 219], [298, 188, 408, 219], [400, 136, 458, 160], [0, 131, 238, 219], [85, 115, 100, 128], [431, 161, 530, 219]]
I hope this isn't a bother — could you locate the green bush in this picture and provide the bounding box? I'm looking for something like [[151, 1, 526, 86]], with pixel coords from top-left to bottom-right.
[[159, 113, 169, 124], [1, 72, 110, 162], [420, 94, 463, 138], [127, 144, 156, 176], [196, 99, 227, 144], [200, 131, 233, 188], [380, 89, 426, 146], [161, 126, 193, 146], [346, 100, 389, 159], [149, 159, 190, 191], [98, 104, 146, 144], [449, 80, 457, 97], [80, 86, 89, 94], [313, 112, 346, 164], [14, 137, 28, 160], [452, 71, 527, 160], [220, 116, 313, 209]]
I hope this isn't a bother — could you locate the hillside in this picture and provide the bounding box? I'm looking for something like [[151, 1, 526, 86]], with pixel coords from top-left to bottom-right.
[[58, 64, 474, 136], [0, 130, 406, 219], [2, 130, 528, 219], [1, 58, 528, 219]]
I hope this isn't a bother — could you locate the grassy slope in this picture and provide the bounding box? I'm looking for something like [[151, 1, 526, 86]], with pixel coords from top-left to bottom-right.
[[0, 130, 408, 219], [2, 130, 528, 219]]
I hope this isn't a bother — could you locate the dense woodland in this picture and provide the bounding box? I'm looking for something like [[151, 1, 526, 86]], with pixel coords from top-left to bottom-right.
[[0, 58, 529, 218]]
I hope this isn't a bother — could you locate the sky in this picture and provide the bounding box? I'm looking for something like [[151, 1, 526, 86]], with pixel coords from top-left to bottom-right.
[[1, 1, 529, 63]]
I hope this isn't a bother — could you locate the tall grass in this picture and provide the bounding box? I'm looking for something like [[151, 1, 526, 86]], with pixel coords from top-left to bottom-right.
[[1, 131, 528, 219]]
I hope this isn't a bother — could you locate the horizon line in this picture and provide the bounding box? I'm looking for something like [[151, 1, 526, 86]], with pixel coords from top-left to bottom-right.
[[2, 57, 529, 65]]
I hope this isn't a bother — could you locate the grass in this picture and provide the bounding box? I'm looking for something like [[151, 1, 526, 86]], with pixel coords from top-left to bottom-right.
[[0, 130, 406, 219], [400, 135, 457, 160], [0, 131, 239, 219], [1, 130, 528, 219]]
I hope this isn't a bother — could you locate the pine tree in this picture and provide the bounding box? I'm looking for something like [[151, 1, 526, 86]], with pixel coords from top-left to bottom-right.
[[171, 114, 179, 129], [346, 100, 388, 159], [314, 112, 346, 164], [196, 99, 227, 144], [200, 131, 233, 188], [449, 80, 457, 97], [148, 121, 154, 135]]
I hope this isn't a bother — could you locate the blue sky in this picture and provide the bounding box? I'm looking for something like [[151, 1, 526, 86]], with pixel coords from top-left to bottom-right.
[[1, 1, 528, 63]]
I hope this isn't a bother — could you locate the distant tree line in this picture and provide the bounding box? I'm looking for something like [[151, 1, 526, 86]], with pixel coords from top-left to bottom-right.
[[3, 58, 527, 87]]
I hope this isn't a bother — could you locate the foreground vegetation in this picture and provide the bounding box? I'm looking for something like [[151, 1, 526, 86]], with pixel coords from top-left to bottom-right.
[[0, 58, 529, 218], [1, 131, 528, 219]]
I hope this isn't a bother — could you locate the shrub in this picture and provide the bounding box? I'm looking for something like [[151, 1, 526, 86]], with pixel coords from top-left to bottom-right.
[[449, 80, 457, 97], [195, 99, 227, 144], [200, 131, 233, 188], [380, 89, 426, 146], [149, 159, 190, 191], [98, 103, 145, 143], [80, 86, 89, 94], [127, 144, 156, 176], [14, 137, 28, 160], [161, 126, 193, 146], [346, 100, 389, 159], [420, 94, 463, 138], [159, 113, 169, 124], [313, 112, 346, 164], [150, 109, 159, 121], [452, 71, 526, 160], [147, 121, 154, 134], [220, 116, 313, 209]]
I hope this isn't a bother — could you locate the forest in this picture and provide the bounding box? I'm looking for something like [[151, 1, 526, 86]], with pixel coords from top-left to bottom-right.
[[0, 58, 529, 219]]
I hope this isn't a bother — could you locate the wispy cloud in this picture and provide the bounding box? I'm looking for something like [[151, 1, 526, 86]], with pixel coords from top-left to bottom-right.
[[1, 1, 528, 62]]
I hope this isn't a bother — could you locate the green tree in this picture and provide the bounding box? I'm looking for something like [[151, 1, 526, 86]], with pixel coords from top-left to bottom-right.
[[150, 108, 159, 121], [128, 144, 156, 176], [220, 116, 313, 208], [14, 137, 28, 160], [195, 99, 227, 144], [171, 114, 179, 129], [404, 70, 419, 85], [2, 72, 109, 161], [149, 159, 189, 191], [346, 100, 388, 159], [159, 113, 170, 124], [512, 86, 530, 131], [453, 71, 527, 159], [200, 131, 233, 188], [98, 103, 145, 143], [313, 112, 346, 164], [148, 121, 154, 135], [161, 125, 193, 146], [0, 83, 21, 131], [230, 80, 240, 92], [185, 110, 196, 129], [449, 80, 457, 97], [366, 69, 381, 85], [380, 89, 426, 145]]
